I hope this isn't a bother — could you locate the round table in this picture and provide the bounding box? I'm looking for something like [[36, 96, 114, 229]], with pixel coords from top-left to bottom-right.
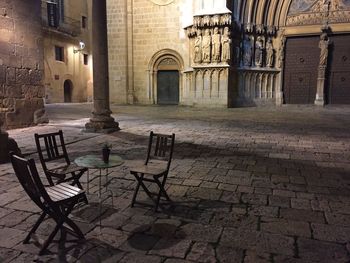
[[74, 154, 124, 226], [75, 154, 124, 169]]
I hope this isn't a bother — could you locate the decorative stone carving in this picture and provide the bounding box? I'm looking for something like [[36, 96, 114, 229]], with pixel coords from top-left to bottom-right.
[[203, 16, 211, 26], [192, 13, 232, 28], [212, 27, 221, 63], [256, 24, 265, 34], [202, 29, 212, 63], [187, 13, 232, 66], [212, 15, 220, 26], [221, 27, 231, 63], [255, 36, 264, 67], [319, 32, 330, 66], [194, 30, 202, 63], [243, 35, 253, 67], [315, 31, 331, 106], [220, 14, 232, 26], [159, 58, 177, 66], [266, 38, 274, 68], [267, 25, 277, 36], [287, 0, 350, 26], [278, 36, 286, 69]]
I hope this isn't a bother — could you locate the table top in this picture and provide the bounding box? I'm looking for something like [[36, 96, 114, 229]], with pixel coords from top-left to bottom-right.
[[74, 154, 124, 169]]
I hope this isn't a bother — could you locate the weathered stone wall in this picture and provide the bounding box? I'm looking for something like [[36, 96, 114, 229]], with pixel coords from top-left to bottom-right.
[[0, 0, 44, 129]]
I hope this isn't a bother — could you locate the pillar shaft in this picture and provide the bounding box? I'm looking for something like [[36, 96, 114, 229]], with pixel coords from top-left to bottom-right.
[[85, 0, 119, 132]]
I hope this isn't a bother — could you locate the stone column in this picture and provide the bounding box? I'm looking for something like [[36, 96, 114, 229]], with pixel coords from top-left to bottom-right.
[[85, 0, 119, 132], [315, 66, 327, 106], [315, 32, 330, 106]]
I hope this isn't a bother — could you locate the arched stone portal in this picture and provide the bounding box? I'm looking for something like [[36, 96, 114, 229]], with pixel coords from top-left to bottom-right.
[[148, 50, 184, 105]]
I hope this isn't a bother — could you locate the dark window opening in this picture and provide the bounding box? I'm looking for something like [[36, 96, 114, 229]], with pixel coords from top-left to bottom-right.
[[55, 46, 64, 62], [83, 54, 88, 65], [58, 0, 64, 22], [47, 2, 59, 27], [82, 16, 87, 28]]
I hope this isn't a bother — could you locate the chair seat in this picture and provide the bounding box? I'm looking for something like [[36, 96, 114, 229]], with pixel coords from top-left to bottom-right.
[[46, 183, 85, 203], [47, 163, 87, 176], [130, 161, 167, 176]]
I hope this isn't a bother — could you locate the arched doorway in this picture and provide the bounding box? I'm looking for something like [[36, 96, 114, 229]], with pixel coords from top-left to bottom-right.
[[63, 80, 73, 103], [157, 58, 179, 105], [149, 49, 184, 105]]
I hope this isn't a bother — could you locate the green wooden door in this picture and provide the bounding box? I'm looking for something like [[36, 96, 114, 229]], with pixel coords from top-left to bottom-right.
[[157, 70, 179, 105]]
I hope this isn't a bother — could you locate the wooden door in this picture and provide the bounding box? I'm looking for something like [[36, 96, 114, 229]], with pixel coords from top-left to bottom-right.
[[283, 37, 319, 104], [157, 70, 179, 105], [328, 35, 350, 104], [63, 80, 72, 103]]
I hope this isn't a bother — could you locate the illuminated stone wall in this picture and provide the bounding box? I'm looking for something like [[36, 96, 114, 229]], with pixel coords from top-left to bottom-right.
[[0, 0, 45, 129]]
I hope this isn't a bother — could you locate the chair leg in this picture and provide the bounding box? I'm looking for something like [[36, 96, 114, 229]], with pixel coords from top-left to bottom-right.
[[61, 201, 85, 238], [39, 218, 64, 255], [158, 176, 171, 201], [24, 212, 47, 243], [154, 176, 170, 212], [131, 173, 142, 207]]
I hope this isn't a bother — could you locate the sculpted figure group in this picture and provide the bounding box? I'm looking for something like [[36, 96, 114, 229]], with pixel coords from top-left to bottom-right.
[[242, 35, 275, 68], [193, 27, 231, 64]]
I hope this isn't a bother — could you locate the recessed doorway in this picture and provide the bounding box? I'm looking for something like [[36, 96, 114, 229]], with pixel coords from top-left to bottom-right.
[[63, 79, 73, 103]]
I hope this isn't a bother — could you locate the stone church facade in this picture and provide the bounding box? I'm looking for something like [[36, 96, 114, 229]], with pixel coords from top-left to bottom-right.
[[107, 0, 350, 107]]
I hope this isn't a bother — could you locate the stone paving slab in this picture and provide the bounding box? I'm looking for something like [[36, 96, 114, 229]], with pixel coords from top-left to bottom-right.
[[0, 103, 350, 262]]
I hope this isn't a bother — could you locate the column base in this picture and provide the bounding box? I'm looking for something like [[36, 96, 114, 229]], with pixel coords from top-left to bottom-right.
[[84, 116, 120, 134], [314, 94, 325, 106], [314, 99, 325, 106]]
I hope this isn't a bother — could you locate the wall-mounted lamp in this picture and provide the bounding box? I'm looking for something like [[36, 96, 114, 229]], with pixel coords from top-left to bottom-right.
[[73, 41, 85, 53]]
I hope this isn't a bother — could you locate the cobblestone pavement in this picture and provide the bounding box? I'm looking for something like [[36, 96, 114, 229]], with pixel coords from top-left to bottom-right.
[[1, 103, 350, 262]]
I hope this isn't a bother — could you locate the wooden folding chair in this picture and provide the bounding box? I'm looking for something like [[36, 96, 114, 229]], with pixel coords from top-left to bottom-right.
[[130, 131, 175, 211], [34, 130, 87, 188], [10, 153, 86, 255]]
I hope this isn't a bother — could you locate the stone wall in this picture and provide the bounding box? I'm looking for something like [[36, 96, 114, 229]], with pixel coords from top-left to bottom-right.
[[107, 0, 129, 104], [107, 0, 190, 105], [0, 0, 44, 129]]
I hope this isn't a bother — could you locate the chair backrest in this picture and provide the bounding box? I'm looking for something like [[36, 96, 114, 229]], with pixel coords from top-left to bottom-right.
[[145, 131, 175, 171], [10, 153, 51, 210], [34, 130, 70, 172]]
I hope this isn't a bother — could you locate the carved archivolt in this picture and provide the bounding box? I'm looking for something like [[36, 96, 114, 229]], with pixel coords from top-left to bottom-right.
[[287, 0, 350, 26]]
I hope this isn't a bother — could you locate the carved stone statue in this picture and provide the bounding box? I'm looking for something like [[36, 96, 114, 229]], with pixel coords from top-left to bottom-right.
[[255, 36, 264, 67], [243, 35, 252, 67], [211, 27, 221, 63], [319, 33, 330, 66], [221, 27, 231, 63], [266, 38, 274, 68], [194, 29, 202, 63], [278, 37, 286, 68], [202, 28, 211, 63]]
